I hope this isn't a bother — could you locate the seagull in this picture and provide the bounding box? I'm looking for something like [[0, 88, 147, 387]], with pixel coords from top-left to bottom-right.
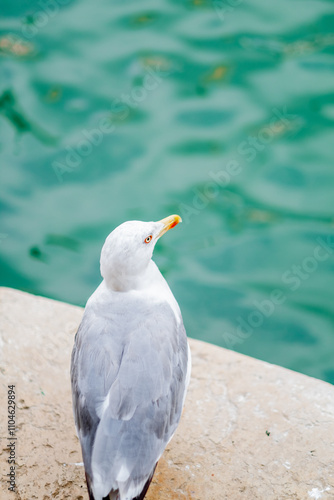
[[71, 215, 191, 500]]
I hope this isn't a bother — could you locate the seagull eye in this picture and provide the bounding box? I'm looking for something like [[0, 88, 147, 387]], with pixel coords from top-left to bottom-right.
[[144, 235, 153, 244]]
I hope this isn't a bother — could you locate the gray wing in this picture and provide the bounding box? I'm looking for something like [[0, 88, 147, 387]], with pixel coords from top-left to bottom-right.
[[71, 300, 188, 499]]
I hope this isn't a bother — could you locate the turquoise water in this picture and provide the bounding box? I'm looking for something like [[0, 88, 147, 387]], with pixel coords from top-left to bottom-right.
[[1, 0, 334, 383]]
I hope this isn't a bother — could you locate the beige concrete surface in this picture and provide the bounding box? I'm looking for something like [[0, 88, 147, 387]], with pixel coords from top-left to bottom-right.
[[0, 287, 334, 500]]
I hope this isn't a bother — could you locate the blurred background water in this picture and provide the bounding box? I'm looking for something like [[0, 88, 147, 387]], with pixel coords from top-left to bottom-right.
[[1, 0, 333, 383]]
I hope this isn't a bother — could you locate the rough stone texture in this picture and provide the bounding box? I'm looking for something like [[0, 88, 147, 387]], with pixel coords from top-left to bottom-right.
[[1, 287, 334, 500]]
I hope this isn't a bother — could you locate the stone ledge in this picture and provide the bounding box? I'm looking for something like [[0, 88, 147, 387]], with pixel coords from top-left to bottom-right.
[[0, 287, 333, 500]]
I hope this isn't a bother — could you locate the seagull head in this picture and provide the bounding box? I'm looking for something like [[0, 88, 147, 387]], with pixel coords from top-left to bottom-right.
[[100, 214, 182, 291]]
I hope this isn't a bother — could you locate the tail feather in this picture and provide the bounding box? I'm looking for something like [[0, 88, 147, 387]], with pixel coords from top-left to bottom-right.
[[85, 472, 96, 500], [134, 462, 158, 500], [86, 463, 158, 500]]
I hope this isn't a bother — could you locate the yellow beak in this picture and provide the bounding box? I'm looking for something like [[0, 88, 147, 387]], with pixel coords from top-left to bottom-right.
[[157, 214, 182, 238]]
